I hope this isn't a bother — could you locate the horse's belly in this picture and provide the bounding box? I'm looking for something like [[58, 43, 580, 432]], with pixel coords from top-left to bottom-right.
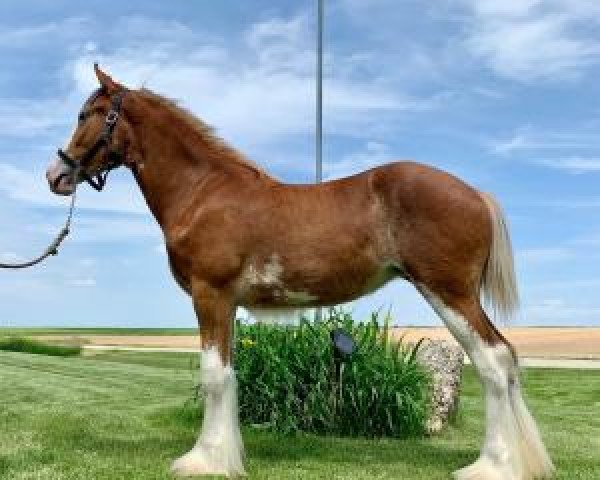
[[236, 254, 402, 308], [239, 284, 320, 308]]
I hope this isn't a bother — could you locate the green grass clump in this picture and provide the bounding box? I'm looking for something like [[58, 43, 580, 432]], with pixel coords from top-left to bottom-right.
[[234, 309, 431, 438], [0, 336, 81, 357]]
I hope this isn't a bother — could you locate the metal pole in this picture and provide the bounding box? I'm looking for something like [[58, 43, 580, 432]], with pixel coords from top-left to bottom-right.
[[315, 0, 324, 322], [316, 0, 323, 185]]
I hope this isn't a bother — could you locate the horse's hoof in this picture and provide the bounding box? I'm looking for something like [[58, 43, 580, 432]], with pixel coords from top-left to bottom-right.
[[171, 448, 226, 477], [171, 445, 246, 478], [453, 456, 520, 480]]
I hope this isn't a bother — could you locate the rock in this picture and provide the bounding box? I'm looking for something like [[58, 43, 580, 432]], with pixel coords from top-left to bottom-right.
[[415, 339, 465, 434]]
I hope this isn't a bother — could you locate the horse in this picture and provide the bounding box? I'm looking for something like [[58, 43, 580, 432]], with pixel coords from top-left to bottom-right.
[[46, 64, 555, 480]]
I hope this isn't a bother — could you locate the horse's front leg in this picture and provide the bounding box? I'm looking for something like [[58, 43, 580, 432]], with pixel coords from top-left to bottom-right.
[[172, 280, 245, 478]]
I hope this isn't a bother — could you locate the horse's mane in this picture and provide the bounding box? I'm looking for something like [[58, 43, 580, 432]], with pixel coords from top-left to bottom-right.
[[137, 89, 272, 179]]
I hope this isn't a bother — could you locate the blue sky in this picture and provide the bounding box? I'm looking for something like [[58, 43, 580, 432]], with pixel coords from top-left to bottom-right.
[[1, 0, 599, 328]]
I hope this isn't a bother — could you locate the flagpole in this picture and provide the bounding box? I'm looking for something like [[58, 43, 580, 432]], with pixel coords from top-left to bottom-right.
[[315, 0, 324, 322], [316, 0, 323, 186]]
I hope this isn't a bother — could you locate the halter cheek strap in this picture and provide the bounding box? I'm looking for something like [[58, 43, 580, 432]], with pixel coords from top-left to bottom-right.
[[57, 89, 127, 191]]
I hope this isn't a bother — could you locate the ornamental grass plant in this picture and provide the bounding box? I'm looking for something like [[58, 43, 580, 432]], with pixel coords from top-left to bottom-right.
[[0, 336, 81, 357], [233, 309, 431, 438]]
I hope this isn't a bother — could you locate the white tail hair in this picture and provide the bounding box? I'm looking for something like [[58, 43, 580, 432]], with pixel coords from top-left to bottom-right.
[[479, 192, 519, 320]]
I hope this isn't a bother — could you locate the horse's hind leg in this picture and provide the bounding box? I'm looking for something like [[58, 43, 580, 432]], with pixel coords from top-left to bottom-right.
[[419, 288, 554, 480], [506, 359, 555, 480], [171, 280, 245, 478]]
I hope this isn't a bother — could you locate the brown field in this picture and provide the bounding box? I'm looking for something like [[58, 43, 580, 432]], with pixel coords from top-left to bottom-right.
[[37, 327, 600, 359], [394, 327, 600, 359]]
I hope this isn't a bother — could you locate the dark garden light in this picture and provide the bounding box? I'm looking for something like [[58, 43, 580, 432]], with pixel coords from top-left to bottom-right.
[[330, 326, 355, 418], [330, 327, 355, 360]]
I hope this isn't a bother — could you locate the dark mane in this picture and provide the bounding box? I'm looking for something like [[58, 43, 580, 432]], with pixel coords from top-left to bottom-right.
[[137, 89, 272, 179]]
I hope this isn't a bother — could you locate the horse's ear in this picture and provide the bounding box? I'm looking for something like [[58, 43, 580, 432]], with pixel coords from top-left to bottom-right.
[[94, 63, 119, 93]]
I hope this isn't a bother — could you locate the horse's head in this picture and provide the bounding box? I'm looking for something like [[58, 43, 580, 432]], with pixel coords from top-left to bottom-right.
[[46, 64, 136, 195]]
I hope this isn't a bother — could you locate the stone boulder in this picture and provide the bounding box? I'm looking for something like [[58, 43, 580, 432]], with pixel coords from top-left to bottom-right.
[[415, 339, 465, 434]]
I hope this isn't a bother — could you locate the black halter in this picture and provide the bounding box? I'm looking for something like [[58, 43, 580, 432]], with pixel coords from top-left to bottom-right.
[[57, 88, 127, 191]]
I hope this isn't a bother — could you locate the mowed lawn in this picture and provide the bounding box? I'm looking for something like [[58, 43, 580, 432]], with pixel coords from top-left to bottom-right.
[[0, 350, 598, 479]]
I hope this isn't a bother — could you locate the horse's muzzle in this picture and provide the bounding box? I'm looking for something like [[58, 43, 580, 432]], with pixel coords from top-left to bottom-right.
[[46, 164, 75, 196]]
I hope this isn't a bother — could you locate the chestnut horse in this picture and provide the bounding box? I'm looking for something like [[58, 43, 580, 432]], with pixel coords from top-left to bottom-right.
[[46, 65, 554, 480]]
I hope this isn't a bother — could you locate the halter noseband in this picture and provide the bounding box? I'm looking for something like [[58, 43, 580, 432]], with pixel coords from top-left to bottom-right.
[[57, 88, 127, 191]]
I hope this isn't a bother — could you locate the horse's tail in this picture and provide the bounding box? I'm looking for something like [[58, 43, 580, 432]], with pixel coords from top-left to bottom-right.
[[479, 192, 519, 320]]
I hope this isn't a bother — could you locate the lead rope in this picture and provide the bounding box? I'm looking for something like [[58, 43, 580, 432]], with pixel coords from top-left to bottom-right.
[[0, 174, 78, 269]]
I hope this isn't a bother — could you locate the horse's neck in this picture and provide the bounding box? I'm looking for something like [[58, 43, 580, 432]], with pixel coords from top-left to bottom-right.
[[128, 100, 265, 229]]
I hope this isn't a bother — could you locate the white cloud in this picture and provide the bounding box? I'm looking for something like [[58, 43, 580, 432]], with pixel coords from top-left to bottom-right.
[[523, 297, 600, 324], [490, 127, 600, 174], [0, 98, 75, 137], [0, 163, 148, 215], [536, 157, 600, 174], [68, 277, 96, 288], [527, 197, 600, 209], [324, 141, 392, 180], [463, 0, 600, 81], [526, 278, 600, 291], [1, 11, 449, 203], [244, 14, 313, 72], [492, 132, 531, 155], [0, 251, 24, 263], [559, 198, 600, 208], [66, 13, 442, 149], [0, 17, 92, 48], [32, 215, 160, 245], [517, 246, 573, 263], [468, 0, 543, 18], [490, 127, 600, 155], [78, 258, 96, 268], [572, 232, 600, 247]]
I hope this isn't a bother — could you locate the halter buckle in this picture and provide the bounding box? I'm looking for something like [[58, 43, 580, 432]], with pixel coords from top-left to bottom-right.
[[106, 110, 119, 126]]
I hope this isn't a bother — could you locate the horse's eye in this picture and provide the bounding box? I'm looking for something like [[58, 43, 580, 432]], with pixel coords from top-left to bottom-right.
[[78, 112, 87, 123]]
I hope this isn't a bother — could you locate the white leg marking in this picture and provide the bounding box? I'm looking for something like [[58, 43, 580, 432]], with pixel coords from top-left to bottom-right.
[[508, 375, 555, 479], [172, 347, 245, 478], [421, 288, 553, 480]]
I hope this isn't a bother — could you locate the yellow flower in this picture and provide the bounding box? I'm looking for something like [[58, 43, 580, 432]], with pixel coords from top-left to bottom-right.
[[241, 338, 256, 348]]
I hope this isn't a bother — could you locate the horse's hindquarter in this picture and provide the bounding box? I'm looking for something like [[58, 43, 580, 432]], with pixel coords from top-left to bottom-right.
[[373, 162, 492, 292]]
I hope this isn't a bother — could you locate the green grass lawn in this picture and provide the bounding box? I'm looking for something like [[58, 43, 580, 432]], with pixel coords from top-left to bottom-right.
[[0, 328, 198, 337], [0, 350, 598, 479]]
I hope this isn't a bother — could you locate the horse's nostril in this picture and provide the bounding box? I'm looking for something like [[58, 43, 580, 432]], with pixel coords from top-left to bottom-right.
[[51, 174, 63, 191]]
